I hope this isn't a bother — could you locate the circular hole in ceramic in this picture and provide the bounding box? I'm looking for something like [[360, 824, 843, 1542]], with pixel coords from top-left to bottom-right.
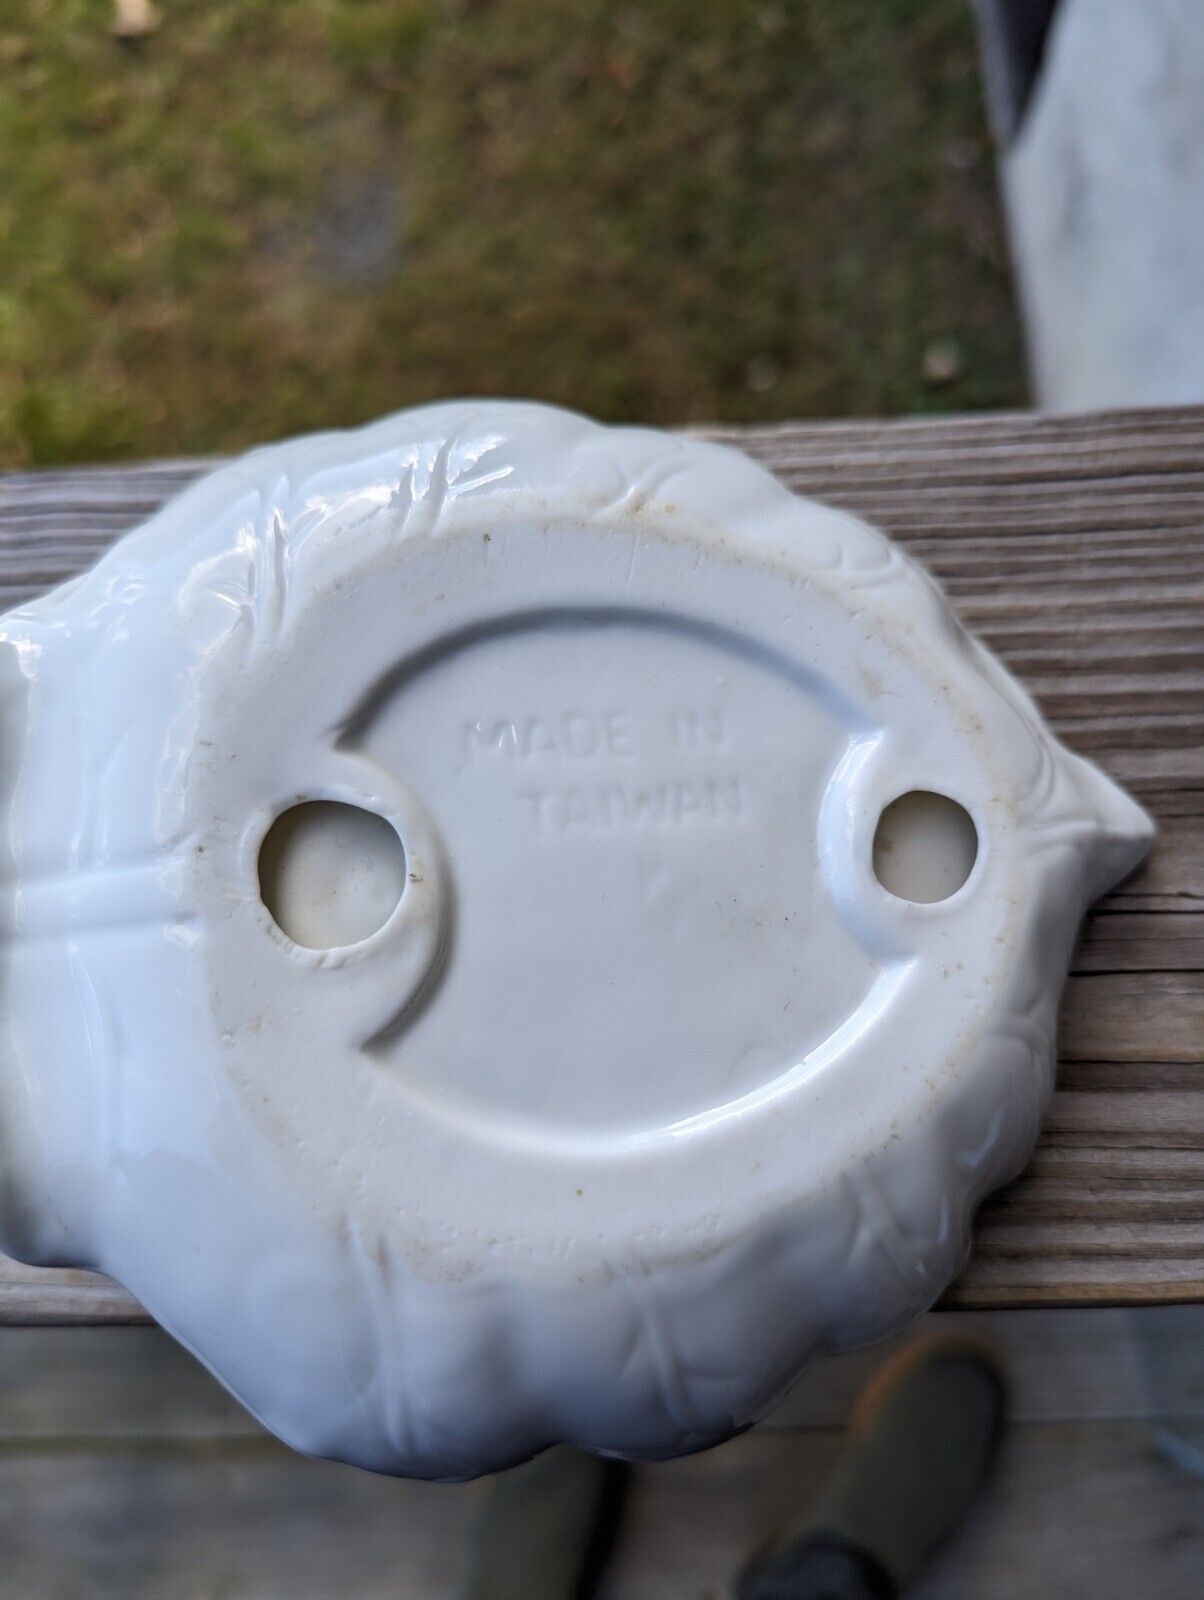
[[258, 801, 406, 950], [872, 790, 978, 905]]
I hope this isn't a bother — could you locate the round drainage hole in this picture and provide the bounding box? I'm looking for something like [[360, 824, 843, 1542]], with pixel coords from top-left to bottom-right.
[[258, 801, 406, 950], [872, 790, 978, 904]]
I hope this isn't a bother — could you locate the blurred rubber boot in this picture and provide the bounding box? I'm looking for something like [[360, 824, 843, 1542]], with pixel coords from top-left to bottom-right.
[[459, 1445, 625, 1600], [736, 1332, 1008, 1600]]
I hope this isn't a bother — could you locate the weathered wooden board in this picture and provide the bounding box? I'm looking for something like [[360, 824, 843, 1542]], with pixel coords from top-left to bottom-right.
[[0, 405, 1200, 1316], [0, 1308, 1184, 1442], [0, 1418, 1196, 1600], [0, 1308, 1197, 1596]]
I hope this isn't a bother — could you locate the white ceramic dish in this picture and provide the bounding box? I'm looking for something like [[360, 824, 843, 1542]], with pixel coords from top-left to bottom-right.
[[0, 402, 1152, 1477]]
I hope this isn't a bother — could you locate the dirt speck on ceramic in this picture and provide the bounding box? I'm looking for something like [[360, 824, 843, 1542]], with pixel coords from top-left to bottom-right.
[[0, 402, 1153, 1477]]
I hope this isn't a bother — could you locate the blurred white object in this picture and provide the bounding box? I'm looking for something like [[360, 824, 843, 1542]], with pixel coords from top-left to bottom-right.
[[1000, 0, 1204, 409], [0, 403, 1151, 1476], [112, 0, 160, 39]]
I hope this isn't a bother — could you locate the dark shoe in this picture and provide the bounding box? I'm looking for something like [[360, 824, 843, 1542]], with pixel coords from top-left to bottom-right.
[[459, 1445, 625, 1600], [736, 1331, 1008, 1600]]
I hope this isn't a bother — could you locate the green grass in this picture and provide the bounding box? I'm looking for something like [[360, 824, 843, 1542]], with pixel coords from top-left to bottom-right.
[[0, 0, 1024, 466]]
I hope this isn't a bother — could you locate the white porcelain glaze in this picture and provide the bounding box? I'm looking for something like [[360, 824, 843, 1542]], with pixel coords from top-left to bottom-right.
[[0, 402, 1153, 1477]]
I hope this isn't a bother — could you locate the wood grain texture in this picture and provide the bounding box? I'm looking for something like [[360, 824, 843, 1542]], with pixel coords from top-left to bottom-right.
[[0, 1308, 1175, 1442], [0, 1419, 1197, 1600], [0, 1310, 1198, 1595], [0, 405, 1200, 1317]]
